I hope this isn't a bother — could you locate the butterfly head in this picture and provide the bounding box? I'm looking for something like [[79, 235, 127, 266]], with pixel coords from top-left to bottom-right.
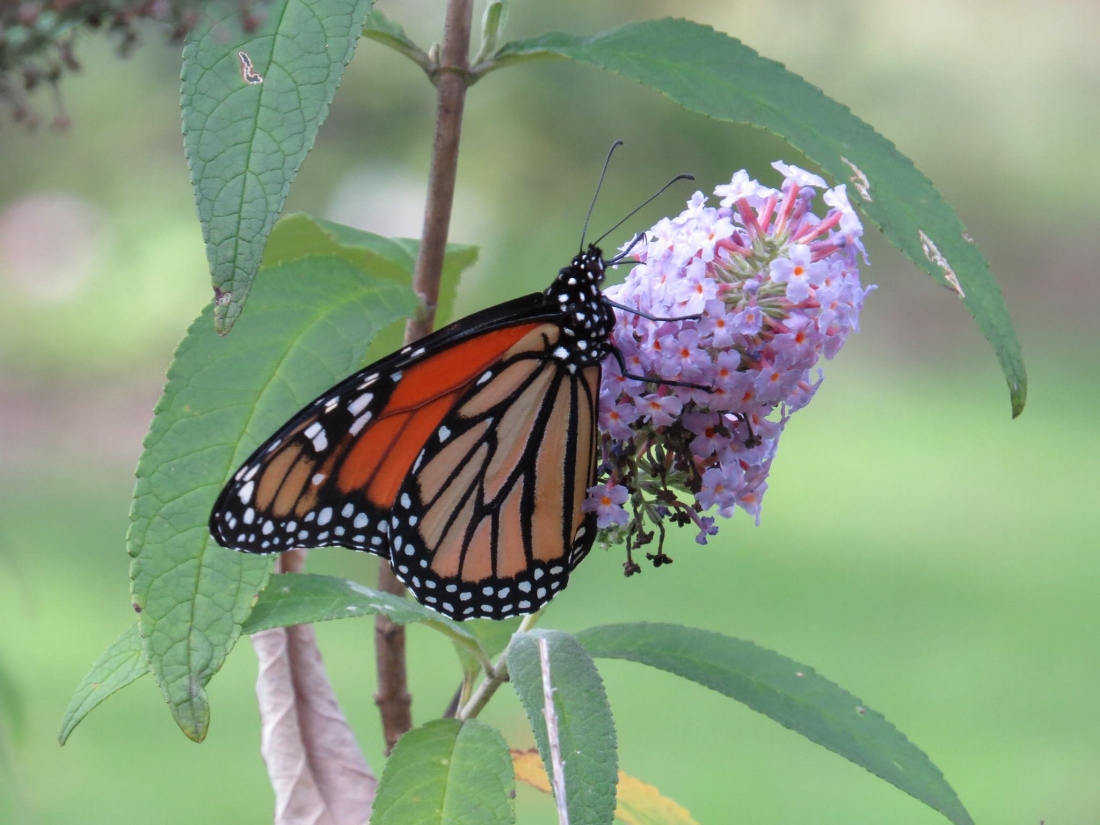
[[561, 244, 606, 286]]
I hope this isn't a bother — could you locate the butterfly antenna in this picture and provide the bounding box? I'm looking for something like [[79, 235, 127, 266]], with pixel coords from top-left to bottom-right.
[[607, 232, 647, 266], [592, 173, 695, 248], [580, 139, 625, 252]]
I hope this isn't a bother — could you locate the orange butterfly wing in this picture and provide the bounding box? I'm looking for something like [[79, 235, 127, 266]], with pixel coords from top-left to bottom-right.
[[211, 246, 616, 620], [210, 312, 549, 557], [386, 326, 601, 619]]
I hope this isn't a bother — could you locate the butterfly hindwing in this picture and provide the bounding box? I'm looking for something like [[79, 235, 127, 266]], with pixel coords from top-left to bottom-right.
[[387, 329, 601, 619]]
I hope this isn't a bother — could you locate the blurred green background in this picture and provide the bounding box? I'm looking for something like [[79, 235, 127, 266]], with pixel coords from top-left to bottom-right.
[[1, 0, 1097, 822]]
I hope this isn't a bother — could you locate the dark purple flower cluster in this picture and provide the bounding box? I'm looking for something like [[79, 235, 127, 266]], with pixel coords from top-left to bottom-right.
[[583, 162, 873, 573]]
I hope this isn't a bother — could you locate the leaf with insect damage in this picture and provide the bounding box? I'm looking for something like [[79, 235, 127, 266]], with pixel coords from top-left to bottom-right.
[[182, 0, 376, 333]]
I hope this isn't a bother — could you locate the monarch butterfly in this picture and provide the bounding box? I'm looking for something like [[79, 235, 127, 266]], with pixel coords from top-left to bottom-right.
[[210, 147, 695, 620]]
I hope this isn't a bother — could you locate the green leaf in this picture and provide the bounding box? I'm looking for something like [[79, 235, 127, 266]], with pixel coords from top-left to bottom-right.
[[243, 573, 479, 644], [243, 573, 491, 674], [489, 19, 1026, 416], [577, 623, 973, 825], [261, 213, 480, 363], [58, 625, 150, 745], [370, 718, 515, 825], [472, 1, 510, 66], [507, 630, 617, 825], [451, 617, 522, 678], [466, 617, 522, 661], [182, 0, 377, 334], [362, 9, 431, 74], [128, 252, 415, 741]]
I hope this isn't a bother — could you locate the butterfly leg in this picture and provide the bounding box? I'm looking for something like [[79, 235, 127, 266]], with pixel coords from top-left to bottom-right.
[[608, 345, 712, 392], [604, 298, 702, 324]]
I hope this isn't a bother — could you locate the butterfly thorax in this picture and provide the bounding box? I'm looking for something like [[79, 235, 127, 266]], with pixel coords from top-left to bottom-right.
[[544, 244, 616, 368]]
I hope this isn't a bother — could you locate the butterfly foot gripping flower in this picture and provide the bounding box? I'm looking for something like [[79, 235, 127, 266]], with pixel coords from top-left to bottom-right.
[[587, 161, 874, 570]]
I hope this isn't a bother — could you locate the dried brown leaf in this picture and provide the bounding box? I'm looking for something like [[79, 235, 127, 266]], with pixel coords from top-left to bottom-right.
[[253, 619, 376, 825]]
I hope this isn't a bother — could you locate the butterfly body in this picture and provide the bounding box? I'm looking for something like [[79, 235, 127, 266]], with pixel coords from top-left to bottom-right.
[[210, 246, 614, 619]]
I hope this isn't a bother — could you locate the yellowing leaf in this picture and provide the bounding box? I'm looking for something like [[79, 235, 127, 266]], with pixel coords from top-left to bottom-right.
[[510, 750, 699, 825], [511, 749, 553, 795], [614, 772, 699, 825]]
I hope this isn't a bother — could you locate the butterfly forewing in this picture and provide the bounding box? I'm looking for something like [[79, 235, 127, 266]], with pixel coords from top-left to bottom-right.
[[209, 295, 553, 557]]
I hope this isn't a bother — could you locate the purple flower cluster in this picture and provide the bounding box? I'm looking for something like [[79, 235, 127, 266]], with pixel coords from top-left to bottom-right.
[[583, 162, 873, 573]]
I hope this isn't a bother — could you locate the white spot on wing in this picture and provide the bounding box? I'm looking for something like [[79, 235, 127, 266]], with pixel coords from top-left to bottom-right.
[[348, 393, 374, 416], [238, 480, 254, 504]]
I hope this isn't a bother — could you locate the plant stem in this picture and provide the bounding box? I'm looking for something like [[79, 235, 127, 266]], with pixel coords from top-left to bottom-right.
[[406, 0, 475, 343], [455, 611, 543, 721], [373, 0, 475, 755]]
